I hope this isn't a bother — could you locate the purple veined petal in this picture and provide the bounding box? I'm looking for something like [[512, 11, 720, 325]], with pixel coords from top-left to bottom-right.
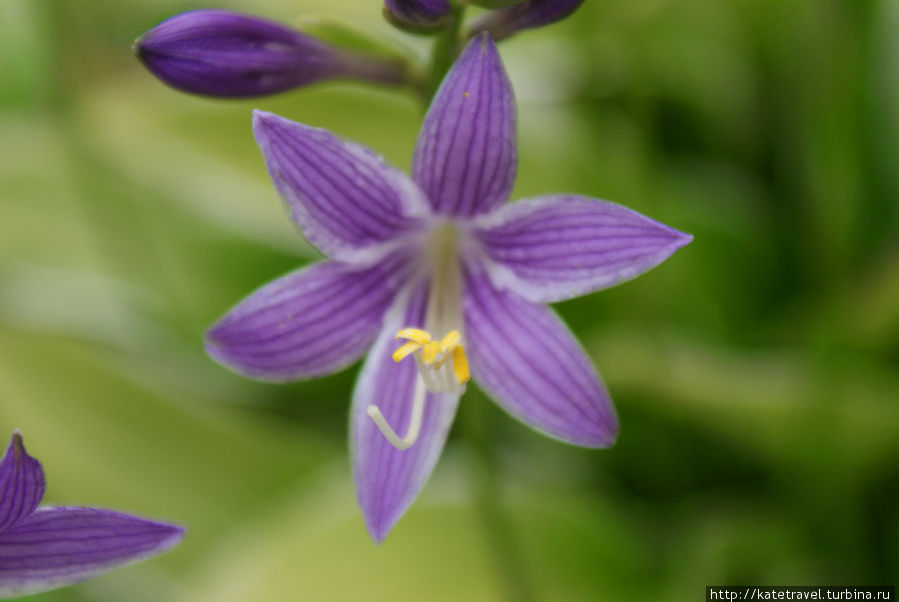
[[0, 507, 184, 598], [463, 264, 618, 447], [412, 34, 517, 217], [384, 0, 451, 27], [0, 432, 45, 534], [351, 282, 460, 543], [206, 253, 415, 383], [134, 10, 409, 98], [471, 195, 693, 303], [468, 0, 585, 41], [253, 110, 431, 262]]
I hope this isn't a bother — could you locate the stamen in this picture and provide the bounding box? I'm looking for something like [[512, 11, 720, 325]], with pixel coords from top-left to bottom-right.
[[391, 328, 468, 390], [452, 344, 470, 385], [413, 352, 439, 392], [422, 341, 440, 364], [367, 327, 470, 450], [392, 340, 421, 362], [396, 328, 431, 345], [439, 330, 460, 353]]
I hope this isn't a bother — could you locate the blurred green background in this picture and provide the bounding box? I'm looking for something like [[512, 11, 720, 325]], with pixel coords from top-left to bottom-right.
[[1, 0, 897, 600]]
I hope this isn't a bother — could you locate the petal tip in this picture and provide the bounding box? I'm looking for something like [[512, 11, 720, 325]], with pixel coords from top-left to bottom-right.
[[251, 110, 291, 159], [364, 515, 393, 545], [591, 425, 619, 449], [566, 412, 619, 449], [359, 490, 400, 544], [252, 110, 317, 149], [664, 229, 694, 256], [251, 109, 298, 138], [6, 429, 33, 463], [203, 325, 243, 375], [678, 232, 695, 247], [251, 108, 274, 121], [158, 522, 188, 548], [203, 327, 234, 369], [10, 430, 24, 455], [251, 109, 278, 135], [130, 37, 144, 58], [140, 518, 187, 553]]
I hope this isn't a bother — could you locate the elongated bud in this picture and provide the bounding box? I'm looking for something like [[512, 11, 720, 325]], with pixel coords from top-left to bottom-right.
[[468, 0, 584, 41], [383, 0, 452, 32], [134, 10, 412, 98]]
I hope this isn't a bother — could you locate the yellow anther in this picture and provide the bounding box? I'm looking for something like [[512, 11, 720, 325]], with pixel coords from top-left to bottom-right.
[[393, 326, 468, 393], [392, 341, 421, 363], [438, 330, 461, 354], [452, 344, 470, 385], [396, 328, 431, 345], [422, 341, 440, 364]]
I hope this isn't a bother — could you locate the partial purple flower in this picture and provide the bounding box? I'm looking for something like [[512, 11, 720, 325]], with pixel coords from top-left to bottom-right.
[[469, 0, 585, 40], [383, 0, 452, 30], [0, 431, 184, 598], [134, 10, 411, 98], [206, 34, 691, 542]]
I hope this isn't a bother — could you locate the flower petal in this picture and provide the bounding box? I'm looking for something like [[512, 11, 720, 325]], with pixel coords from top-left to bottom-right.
[[412, 34, 517, 217], [463, 265, 618, 447], [351, 282, 460, 543], [472, 195, 693, 303], [0, 432, 45, 534], [253, 110, 430, 262], [0, 507, 184, 598], [206, 254, 412, 382]]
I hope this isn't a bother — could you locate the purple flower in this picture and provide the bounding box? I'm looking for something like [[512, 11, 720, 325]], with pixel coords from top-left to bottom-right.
[[383, 0, 452, 29], [206, 34, 691, 542], [469, 0, 585, 40], [134, 10, 410, 98], [0, 431, 184, 597]]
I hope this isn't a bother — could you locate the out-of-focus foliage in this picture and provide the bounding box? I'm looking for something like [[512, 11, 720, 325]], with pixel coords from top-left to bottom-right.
[[0, 0, 896, 600]]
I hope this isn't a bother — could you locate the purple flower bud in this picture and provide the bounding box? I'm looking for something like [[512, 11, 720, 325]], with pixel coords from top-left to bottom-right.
[[134, 10, 410, 98], [383, 0, 452, 30], [469, 0, 585, 41]]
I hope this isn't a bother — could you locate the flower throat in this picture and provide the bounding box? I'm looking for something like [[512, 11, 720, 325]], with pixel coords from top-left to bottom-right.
[[366, 222, 469, 450]]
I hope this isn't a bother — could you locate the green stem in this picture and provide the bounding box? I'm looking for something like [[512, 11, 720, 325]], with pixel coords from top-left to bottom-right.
[[462, 393, 537, 602], [424, 5, 466, 102]]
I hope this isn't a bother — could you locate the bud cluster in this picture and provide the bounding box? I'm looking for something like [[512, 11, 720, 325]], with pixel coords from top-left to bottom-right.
[[133, 1, 586, 100]]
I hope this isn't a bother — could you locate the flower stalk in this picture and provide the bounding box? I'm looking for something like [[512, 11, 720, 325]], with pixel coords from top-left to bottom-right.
[[461, 393, 536, 602], [425, 5, 466, 99]]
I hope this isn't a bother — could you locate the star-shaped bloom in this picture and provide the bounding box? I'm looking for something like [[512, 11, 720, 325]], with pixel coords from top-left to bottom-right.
[[206, 34, 692, 542], [0, 431, 184, 598]]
